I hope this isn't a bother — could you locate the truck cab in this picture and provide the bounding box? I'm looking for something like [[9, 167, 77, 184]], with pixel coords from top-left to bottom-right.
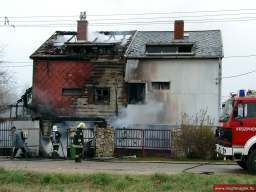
[[216, 90, 256, 174]]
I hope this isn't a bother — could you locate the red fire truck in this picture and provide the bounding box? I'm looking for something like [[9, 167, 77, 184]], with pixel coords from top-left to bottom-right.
[[216, 90, 256, 173]]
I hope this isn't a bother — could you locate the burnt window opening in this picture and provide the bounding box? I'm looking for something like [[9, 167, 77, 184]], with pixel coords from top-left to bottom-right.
[[128, 83, 145, 104], [145, 44, 193, 54], [62, 88, 83, 96], [152, 82, 170, 90], [94, 87, 110, 105]]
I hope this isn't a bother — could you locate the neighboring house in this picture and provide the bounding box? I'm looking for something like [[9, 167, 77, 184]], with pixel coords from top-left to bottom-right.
[[124, 20, 223, 126]]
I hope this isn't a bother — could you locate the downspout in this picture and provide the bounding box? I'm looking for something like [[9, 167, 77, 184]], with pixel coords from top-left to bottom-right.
[[218, 57, 222, 118]]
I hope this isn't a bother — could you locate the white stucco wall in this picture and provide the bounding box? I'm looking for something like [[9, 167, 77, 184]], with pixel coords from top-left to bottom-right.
[[125, 59, 221, 126]]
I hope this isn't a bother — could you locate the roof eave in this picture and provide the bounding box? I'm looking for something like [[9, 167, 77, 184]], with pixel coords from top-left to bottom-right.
[[126, 55, 223, 59]]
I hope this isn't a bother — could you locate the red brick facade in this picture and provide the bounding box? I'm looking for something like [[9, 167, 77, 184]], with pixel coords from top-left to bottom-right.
[[32, 60, 93, 116]]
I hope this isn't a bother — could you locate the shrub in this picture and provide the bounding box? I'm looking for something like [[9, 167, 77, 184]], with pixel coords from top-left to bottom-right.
[[175, 110, 216, 159]]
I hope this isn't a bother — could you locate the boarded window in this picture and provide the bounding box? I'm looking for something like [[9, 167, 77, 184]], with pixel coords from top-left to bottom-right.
[[94, 87, 110, 105], [128, 83, 145, 104], [152, 82, 170, 90], [146, 44, 193, 54], [62, 88, 82, 96]]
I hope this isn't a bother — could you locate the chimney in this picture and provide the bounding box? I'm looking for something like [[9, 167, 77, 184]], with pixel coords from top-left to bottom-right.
[[174, 20, 184, 40], [77, 12, 88, 41]]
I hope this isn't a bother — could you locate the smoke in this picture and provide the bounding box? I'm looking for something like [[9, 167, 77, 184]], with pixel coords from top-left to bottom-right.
[[88, 31, 131, 45], [111, 98, 164, 128]]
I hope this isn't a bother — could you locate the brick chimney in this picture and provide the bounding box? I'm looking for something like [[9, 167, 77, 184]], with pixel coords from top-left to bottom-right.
[[174, 20, 184, 40], [77, 12, 88, 41]]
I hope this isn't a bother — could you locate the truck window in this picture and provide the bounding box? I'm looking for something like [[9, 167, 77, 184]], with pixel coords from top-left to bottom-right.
[[236, 102, 256, 118], [244, 103, 256, 118], [220, 99, 233, 121], [237, 103, 244, 118]]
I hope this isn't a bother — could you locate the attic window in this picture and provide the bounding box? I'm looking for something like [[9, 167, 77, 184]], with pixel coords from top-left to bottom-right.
[[152, 82, 170, 90], [145, 44, 193, 55], [62, 88, 82, 96]]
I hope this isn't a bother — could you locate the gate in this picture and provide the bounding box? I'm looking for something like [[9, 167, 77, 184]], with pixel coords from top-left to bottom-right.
[[115, 128, 171, 156]]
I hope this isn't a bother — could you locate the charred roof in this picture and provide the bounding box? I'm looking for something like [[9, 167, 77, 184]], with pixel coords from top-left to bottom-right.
[[30, 30, 136, 60]]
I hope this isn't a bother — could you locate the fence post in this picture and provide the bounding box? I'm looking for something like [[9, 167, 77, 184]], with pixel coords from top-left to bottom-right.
[[141, 129, 145, 157]]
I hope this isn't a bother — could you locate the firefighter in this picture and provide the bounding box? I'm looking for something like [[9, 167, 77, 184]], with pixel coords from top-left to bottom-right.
[[73, 122, 85, 162], [50, 125, 62, 158], [10, 126, 27, 159]]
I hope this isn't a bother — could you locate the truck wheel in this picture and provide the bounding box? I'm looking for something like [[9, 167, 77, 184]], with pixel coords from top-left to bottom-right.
[[247, 150, 256, 174], [237, 160, 247, 170]]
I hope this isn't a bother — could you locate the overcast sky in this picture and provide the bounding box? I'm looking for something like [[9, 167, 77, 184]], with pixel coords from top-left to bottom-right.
[[1, 0, 256, 100]]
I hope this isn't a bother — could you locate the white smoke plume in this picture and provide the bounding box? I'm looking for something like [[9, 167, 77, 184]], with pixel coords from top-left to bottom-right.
[[111, 99, 164, 128]]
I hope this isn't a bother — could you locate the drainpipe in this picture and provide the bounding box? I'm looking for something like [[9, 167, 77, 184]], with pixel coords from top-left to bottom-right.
[[218, 57, 222, 118]]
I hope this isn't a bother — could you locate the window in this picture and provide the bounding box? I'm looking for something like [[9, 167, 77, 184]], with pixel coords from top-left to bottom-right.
[[236, 102, 256, 118], [62, 88, 82, 96], [128, 83, 145, 104], [152, 82, 170, 90], [94, 87, 110, 105], [145, 44, 193, 54]]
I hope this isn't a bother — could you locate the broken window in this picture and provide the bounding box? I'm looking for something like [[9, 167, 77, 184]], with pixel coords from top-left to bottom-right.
[[145, 44, 193, 54], [128, 83, 145, 104], [152, 82, 170, 90], [62, 88, 82, 96], [94, 87, 110, 105]]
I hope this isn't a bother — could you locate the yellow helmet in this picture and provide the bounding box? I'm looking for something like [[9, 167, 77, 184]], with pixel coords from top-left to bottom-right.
[[77, 122, 86, 129], [52, 125, 58, 131]]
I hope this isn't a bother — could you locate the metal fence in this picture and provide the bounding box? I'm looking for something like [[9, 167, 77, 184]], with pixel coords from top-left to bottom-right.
[[0, 121, 13, 148], [115, 128, 171, 150], [0, 120, 40, 156]]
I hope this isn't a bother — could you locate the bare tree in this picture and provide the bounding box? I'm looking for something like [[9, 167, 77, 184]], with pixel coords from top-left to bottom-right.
[[0, 48, 17, 107]]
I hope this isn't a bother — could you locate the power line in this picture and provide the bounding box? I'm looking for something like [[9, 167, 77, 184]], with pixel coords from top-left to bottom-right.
[[0, 61, 32, 63], [223, 69, 256, 79], [3, 8, 256, 18], [8, 12, 256, 23], [2, 16, 256, 28], [0, 65, 32, 68], [224, 54, 256, 59]]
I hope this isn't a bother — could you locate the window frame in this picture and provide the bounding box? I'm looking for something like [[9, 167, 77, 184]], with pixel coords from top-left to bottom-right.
[[128, 83, 146, 104], [236, 102, 256, 118], [62, 88, 83, 96], [151, 82, 170, 90], [145, 44, 194, 55], [94, 87, 111, 105]]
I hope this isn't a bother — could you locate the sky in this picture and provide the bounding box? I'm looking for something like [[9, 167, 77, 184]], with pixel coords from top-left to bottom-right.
[[1, 0, 256, 101]]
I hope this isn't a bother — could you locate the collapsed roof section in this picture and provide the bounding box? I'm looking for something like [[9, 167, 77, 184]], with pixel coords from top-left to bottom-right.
[[30, 31, 136, 60]]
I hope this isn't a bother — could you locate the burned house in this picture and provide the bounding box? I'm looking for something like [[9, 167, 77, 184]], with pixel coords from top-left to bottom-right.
[[30, 19, 135, 122], [29, 13, 137, 157], [124, 20, 223, 126]]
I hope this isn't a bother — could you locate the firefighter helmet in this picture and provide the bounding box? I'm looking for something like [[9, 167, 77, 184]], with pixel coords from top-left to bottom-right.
[[77, 122, 86, 129], [52, 125, 58, 132]]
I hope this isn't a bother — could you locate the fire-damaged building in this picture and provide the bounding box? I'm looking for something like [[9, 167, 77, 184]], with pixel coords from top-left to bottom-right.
[[30, 16, 223, 128], [28, 13, 136, 156], [31, 24, 134, 120]]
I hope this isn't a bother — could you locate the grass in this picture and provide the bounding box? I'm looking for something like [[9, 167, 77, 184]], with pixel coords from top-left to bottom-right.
[[0, 168, 255, 192]]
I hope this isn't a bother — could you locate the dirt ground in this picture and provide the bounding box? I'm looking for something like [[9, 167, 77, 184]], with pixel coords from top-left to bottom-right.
[[0, 157, 246, 175]]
